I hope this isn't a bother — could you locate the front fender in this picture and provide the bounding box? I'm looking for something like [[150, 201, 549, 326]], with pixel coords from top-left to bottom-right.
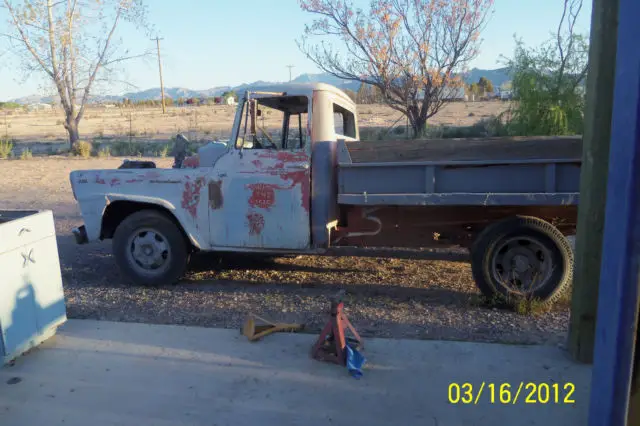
[[71, 169, 211, 250], [76, 194, 206, 250]]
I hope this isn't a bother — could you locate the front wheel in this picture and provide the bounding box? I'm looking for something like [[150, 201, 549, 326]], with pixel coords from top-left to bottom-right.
[[113, 210, 189, 286], [470, 216, 574, 306]]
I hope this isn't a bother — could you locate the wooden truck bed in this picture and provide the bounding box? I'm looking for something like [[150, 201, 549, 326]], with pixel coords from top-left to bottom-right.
[[336, 136, 582, 206]]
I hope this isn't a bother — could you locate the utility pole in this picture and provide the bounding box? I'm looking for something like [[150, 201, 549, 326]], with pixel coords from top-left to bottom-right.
[[286, 65, 295, 82], [152, 36, 166, 114]]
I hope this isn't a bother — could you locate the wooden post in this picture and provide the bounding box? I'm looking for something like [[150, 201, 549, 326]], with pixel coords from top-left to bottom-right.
[[568, 0, 620, 364]]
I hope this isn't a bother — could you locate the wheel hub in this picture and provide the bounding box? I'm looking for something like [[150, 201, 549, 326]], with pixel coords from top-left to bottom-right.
[[491, 237, 553, 294], [128, 229, 171, 272]]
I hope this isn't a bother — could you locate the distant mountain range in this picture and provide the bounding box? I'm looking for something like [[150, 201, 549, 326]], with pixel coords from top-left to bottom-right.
[[9, 67, 511, 104]]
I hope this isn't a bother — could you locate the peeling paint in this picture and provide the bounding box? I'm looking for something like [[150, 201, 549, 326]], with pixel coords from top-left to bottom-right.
[[279, 170, 310, 213], [246, 212, 265, 235], [95, 176, 106, 185], [181, 177, 206, 219], [208, 180, 224, 210], [125, 178, 144, 184], [109, 178, 121, 187], [183, 155, 200, 168], [251, 159, 263, 168], [246, 183, 278, 210]]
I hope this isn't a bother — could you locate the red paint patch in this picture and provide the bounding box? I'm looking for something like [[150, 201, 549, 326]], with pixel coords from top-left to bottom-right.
[[181, 177, 206, 219], [126, 178, 144, 184], [95, 176, 106, 184], [280, 170, 310, 213], [110, 178, 121, 186], [183, 155, 200, 168], [246, 183, 278, 210], [247, 212, 265, 235], [251, 159, 263, 168]]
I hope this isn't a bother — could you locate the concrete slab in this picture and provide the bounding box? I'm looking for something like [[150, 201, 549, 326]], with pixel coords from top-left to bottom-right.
[[0, 320, 591, 426]]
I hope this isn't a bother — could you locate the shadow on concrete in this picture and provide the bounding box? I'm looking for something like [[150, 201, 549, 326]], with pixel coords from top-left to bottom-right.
[[3, 283, 66, 365]]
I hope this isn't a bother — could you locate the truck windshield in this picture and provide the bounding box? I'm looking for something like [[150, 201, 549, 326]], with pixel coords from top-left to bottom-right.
[[235, 95, 309, 150]]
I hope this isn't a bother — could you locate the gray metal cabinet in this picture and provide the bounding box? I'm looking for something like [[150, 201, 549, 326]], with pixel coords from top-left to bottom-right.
[[0, 210, 67, 365]]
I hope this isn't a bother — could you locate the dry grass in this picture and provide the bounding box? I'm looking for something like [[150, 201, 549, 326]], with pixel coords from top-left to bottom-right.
[[4, 102, 509, 144]]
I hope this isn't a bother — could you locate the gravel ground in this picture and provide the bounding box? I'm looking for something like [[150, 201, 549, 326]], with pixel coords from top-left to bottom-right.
[[0, 157, 570, 346]]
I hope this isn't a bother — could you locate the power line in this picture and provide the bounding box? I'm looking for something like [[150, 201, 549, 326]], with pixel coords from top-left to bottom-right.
[[151, 36, 166, 114], [286, 64, 295, 82]]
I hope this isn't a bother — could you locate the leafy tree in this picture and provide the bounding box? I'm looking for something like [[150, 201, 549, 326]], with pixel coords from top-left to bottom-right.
[[221, 91, 237, 102], [502, 0, 588, 136], [468, 82, 480, 98], [478, 77, 494, 94], [298, 0, 494, 137], [2, 0, 151, 147]]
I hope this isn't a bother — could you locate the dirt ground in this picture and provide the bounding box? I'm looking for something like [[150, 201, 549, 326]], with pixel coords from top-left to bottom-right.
[[3, 102, 509, 144], [0, 157, 570, 345]]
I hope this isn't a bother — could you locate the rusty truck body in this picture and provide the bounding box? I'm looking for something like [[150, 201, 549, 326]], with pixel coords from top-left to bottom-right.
[[70, 82, 581, 304]]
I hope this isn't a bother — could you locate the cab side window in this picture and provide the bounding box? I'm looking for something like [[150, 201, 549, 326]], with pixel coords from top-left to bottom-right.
[[235, 95, 309, 150]]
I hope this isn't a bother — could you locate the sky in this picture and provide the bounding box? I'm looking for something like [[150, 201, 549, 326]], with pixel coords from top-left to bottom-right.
[[0, 0, 592, 101]]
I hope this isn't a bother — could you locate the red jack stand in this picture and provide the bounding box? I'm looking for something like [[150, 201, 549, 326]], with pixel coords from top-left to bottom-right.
[[311, 290, 363, 365]]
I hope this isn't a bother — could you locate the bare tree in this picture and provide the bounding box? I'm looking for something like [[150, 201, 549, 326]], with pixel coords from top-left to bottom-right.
[[298, 0, 494, 137], [2, 0, 150, 147], [556, 0, 588, 94]]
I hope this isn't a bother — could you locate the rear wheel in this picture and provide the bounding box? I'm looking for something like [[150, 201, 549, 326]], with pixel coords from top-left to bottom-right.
[[470, 216, 573, 305], [113, 210, 189, 286]]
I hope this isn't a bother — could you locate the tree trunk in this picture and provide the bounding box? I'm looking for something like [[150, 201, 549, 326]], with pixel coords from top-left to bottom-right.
[[65, 118, 79, 149], [408, 112, 427, 139]]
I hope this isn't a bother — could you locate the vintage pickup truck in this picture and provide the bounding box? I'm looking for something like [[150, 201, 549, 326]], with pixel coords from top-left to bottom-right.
[[70, 82, 581, 305]]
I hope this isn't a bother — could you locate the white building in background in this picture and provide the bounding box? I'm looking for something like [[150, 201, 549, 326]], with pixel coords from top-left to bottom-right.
[[417, 85, 468, 102], [27, 103, 52, 111], [441, 85, 467, 102], [224, 96, 236, 106]]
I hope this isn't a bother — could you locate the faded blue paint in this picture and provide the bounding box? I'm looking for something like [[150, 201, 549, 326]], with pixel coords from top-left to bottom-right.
[[311, 140, 338, 248], [338, 193, 579, 206], [588, 0, 640, 423], [338, 161, 580, 205]]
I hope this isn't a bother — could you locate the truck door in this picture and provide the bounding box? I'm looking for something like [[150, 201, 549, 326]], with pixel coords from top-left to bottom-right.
[[209, 95, 311, 250]]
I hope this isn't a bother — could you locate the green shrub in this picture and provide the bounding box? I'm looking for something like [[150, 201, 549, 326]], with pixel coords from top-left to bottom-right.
[[92, 141, 101, 154], [72, 140, 92, 158], [111, 141, 140, 156], [0, 138, 13, 159], [20, 148, 32, 160], [97, 147, 111, 157], [158, 144, 170, 158]]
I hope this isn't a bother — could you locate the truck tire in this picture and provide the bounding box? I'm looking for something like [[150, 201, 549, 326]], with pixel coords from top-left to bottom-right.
[[113, 210, 189, 286], [470, 216, 573, 305]]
